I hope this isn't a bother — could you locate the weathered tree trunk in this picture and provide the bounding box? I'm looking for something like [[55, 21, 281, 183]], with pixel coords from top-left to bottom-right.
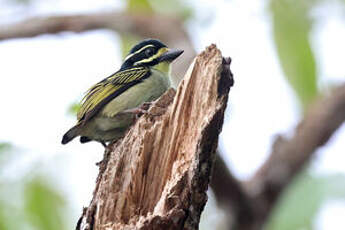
[[76, 45, 233, 230]]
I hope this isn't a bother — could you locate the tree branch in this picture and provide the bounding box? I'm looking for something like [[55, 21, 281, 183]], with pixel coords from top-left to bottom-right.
[[243, 84, 345, 229], [0, 11, 195, 84], [211, 153, 256, 229], [77, 45, 233, 230], [0, 12, 186, 44]]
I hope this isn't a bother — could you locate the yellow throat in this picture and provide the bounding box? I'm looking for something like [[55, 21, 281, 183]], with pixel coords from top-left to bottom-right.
[[154, 61, 171, 77]]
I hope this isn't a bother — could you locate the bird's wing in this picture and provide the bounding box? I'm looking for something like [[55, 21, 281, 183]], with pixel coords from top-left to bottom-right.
[[77, 67, 150, 124]]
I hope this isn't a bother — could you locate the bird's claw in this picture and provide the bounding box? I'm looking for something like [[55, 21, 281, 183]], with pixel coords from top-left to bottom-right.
[[119, 102, 153, 119]]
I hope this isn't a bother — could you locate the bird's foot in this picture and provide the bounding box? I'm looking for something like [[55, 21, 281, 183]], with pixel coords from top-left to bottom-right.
[[120, 102, 166, 119], [140, 102, 152, 111], [120, 102, 153, 118]]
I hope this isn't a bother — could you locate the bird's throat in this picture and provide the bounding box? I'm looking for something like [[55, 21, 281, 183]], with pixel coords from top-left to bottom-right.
[[154, 62, 171, 77]]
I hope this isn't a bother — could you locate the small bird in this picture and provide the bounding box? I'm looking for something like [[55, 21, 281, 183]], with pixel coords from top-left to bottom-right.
[[62, 39, 183, 147]]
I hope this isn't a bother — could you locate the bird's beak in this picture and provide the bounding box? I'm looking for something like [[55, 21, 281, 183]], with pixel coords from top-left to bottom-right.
[[158, 49, 184, 63]]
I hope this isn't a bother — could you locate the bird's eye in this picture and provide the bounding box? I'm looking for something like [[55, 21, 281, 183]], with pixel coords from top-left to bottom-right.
[[145, 48, 154, 57]]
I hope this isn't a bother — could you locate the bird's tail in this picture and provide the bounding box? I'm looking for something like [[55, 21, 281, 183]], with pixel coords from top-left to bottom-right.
[[61, 124, 80, 144]]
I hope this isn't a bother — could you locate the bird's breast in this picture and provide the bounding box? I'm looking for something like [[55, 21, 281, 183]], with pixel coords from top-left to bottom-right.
[[101, 70, 171, 118]]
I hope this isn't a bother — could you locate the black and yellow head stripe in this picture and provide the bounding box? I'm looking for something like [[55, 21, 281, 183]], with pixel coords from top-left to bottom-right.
[[124, 44, 155, 61], [133, 47, 169, 66], [120, 39, 168, 70]]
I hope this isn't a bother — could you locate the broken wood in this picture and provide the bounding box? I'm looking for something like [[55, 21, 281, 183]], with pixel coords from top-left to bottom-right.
[[76, 44, 233, 230]]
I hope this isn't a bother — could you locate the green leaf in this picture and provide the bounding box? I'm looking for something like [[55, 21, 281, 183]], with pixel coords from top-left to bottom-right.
[[270, 0, 318, 109], [148, 0, 194, 20], [0, 204, 8, 230], [127, 0, 153, 13], [119, 34, 141, 59], [0, 200, 25, 230], [24, 178, 68, 230], [0, 142, 11, 153], [6, 0, 32, 6], [265, 172, 345, 230], [67, 102, 80, 116], [0, 142, 12, 171], [121, 0, 154, 58], [121, 0, 193, 59]]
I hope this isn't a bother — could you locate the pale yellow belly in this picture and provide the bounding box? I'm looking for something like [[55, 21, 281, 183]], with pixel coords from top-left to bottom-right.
[[101, 69, 170, 119]]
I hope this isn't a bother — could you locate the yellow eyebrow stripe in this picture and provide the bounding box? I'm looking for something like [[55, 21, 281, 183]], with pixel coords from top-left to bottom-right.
[[124, 44, 155, 61], [134, 47, 169, 65]]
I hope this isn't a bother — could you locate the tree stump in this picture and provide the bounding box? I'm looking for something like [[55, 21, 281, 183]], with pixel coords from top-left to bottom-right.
[[77, 44, 234, 230]]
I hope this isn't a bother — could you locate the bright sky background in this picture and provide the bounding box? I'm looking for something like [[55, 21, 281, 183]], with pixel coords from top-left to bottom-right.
[[0, 0, 344, 228]]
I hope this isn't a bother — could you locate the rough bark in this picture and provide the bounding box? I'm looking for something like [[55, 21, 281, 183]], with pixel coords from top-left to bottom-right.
[[76, 45, 233, 230]]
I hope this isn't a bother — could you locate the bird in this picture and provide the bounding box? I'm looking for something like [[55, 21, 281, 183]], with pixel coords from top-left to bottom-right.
[[61, 39, 183, 147]]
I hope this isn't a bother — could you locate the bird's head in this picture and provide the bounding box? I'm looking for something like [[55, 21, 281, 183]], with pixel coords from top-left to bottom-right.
[[121, 39, 183, 73]]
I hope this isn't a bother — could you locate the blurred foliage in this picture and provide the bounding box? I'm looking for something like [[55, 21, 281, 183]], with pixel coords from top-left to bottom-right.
[[270, 0, 318, 109], [119, 0, 192, 59], [67, 102, 80, 116], [119, 33, 141, 59], [24, 178, 68, 230], [148, 0, 193, 20], [118, 0, 153, 60], [127, 0, 153, 14], [268, 1, 345, 227], [5, 0, 32, 6], [0, 142, 12, 173], [0, 143, 71, 230], [265, 171, 345, 230], [0, 142, 11, 152], [267, 0, 345, 227], [127, 0, 193, 19]]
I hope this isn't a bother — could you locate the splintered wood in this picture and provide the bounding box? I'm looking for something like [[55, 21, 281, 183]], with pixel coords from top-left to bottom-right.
[[78, 45, 233, 230]]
